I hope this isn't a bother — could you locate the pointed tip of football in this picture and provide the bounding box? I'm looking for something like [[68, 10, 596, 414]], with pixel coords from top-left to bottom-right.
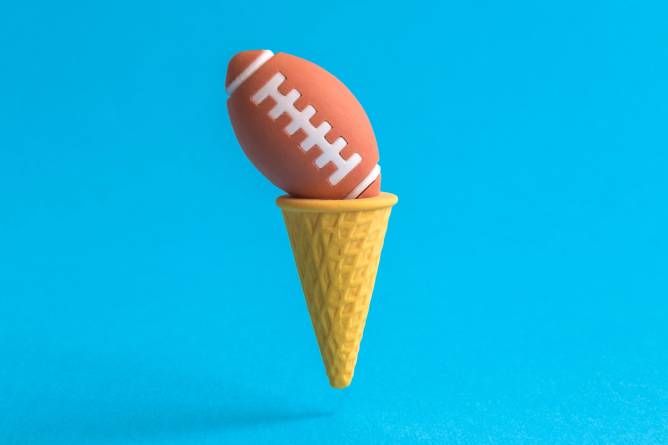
[[226, 49, 274, 95]]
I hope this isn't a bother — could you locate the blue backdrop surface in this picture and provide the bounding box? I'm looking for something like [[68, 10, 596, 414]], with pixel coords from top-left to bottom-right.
[[1, 1, 667, 444]]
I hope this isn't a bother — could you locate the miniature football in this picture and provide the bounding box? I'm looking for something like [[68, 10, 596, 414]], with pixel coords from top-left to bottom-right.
[[226, 50, 381, 199]]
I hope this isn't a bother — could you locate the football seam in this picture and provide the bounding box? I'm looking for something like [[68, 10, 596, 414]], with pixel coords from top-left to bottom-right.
[[251, 71, 365, 188]]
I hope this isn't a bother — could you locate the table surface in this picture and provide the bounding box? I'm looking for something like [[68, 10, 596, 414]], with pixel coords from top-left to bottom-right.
[[1, 1, 667, 444]]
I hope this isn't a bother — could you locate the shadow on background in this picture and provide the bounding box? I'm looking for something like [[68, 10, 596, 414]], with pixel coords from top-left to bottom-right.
[[2, 354, 331, 445]]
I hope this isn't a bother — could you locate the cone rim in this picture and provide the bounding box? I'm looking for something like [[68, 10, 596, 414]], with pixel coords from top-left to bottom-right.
[[276, 192, 398, 213]]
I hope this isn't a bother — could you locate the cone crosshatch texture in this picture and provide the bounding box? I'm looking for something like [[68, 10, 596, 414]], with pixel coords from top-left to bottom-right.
[[276, 192, 398, 388]]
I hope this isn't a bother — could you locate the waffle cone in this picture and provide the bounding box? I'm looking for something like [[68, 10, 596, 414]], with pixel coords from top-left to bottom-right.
[[276, 192, 398, 388]]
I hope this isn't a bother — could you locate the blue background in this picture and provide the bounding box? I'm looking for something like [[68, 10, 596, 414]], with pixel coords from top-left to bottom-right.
[[1, 1, 667, 444]]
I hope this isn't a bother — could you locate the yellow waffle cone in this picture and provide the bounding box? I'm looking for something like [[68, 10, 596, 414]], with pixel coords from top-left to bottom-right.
[[276, 192, 398, 388]]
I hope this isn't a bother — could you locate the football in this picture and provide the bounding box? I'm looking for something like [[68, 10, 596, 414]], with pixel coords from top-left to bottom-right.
[[226, 50, 381, 199]]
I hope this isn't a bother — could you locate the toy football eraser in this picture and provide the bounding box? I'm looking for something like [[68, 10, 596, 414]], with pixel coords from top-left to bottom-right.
[[226, 50, 380, 199], [225, 49, 397, 389]]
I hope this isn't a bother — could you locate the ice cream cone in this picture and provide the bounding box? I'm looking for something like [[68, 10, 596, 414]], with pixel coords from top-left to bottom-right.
[[276, 192, 398, 388]]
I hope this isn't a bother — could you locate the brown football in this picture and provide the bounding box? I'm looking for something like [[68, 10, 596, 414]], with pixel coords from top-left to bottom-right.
[[226, 50, 380, 199]]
